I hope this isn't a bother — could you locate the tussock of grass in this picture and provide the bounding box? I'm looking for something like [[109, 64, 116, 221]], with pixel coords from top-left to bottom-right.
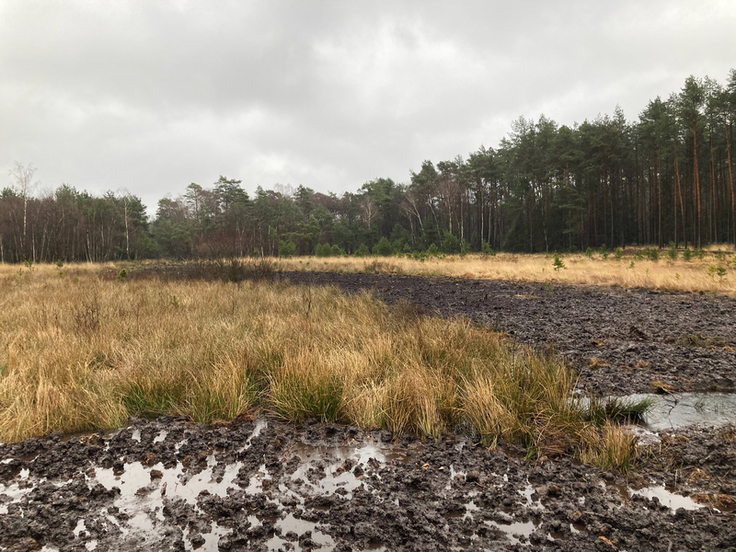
[[580, 423, 638, 472], [584, 396, 653, 426], [0, 263, 643, 470]]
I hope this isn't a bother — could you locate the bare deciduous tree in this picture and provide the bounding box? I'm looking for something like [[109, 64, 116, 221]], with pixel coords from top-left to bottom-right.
[[9, 162, 38, 260]]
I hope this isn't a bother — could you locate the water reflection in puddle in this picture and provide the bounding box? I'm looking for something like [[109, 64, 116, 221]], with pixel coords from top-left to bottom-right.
[[266, 513, 335, 551], [486, 519, 541, 546], [43, 419, 389, 551], [74, 420, 270, 550], [5, 409, 729, 552], [616, 484, 704, 512]]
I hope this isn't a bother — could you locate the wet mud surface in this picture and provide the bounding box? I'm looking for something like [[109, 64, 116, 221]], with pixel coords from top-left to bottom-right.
[[1, 416, 735, 552], [278, 271, 736, 396]]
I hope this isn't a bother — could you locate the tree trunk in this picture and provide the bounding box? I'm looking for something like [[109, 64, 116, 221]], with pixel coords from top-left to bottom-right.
[[674, 139, 686, 248], [726, 122, 735, 247], [693, 122, 702, 248]]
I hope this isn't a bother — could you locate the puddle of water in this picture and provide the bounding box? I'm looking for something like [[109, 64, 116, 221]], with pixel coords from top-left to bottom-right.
[[279, 513, 334, 547], [620, 392, 736, 431], [290, 459, 365, 497], [570, 522, 585, 534], [73, 519, 87, 537], [237, 418, 268, 453], [616, 484, 704, 512], [183, 521, 233, 552], [0, 468, 35, 510], [444, 464, 467, 491], [486, 519, 540, 546], [284, 439, 395, 500], [443, 499, 480, 521], [83, 421, 269, 546], [518, 481, 544, 510]]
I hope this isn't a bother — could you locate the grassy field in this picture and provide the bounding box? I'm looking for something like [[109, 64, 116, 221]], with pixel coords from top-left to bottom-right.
[[0, 263, 646, 470], [276, 247, 736, 295]]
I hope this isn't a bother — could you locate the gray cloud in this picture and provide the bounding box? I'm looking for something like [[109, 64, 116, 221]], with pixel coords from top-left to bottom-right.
[[2, 0, 735, 214]]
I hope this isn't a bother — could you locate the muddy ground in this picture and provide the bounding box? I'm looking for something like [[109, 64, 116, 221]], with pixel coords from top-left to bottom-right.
[[278, 271, 736, 396], [2, 269, 735, 551], [1, 416, 734, 552]]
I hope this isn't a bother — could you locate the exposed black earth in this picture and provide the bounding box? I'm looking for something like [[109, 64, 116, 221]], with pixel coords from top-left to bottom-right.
[[2, 269, 735, 551], [1, 416, 735, 552]]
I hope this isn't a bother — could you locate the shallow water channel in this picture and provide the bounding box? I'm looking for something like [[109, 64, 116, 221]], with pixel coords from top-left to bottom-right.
[[624, 392, 736, 431]]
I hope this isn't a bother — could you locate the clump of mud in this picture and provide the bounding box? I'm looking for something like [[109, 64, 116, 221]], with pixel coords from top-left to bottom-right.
[[1, 415, 734, 551]]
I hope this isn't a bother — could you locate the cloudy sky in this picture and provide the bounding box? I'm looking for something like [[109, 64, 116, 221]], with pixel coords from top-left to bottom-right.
[[2, 0, 735, 216]]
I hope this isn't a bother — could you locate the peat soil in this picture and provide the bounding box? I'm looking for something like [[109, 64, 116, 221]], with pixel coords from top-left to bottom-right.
[[1, 416, 735, 552], [278, 271, 736, 396], [3, 268, 735, 551]]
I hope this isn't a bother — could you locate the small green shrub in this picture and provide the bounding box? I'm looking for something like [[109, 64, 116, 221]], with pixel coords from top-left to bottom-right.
[[599, 244, 609, 259], [314, 243, 332, 257], [116, 268, 128, 282], [481, 241, 495, 256], [373, 237, 393, 256], [553, 252, 566, 271], [640, 247, 659, 261], [441, 232, 461, 254], [708, 265, 727, 280], [56, 259, 64, 268], [354, 243, 371, 257], [667, 242, 677, 261], [614, 247, 623, 260], [683, 248, 693, 261]]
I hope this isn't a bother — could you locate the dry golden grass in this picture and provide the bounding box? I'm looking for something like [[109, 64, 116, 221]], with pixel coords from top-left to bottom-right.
[[579, 423, 638, 472], [276, 247, 736, 295], [0, 262, 642, 470]]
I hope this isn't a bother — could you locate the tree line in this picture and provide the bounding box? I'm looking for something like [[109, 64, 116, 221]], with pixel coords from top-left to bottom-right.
[[2, 71, 735, 263]]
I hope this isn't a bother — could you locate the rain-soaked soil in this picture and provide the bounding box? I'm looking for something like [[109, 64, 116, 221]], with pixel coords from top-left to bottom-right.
[[278, 271, 736, 396], [3, 268, 736, 551], [1, 415, 735, 552]]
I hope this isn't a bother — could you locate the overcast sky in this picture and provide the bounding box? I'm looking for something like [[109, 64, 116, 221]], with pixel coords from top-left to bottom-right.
[[2, 0, 735, 216]]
